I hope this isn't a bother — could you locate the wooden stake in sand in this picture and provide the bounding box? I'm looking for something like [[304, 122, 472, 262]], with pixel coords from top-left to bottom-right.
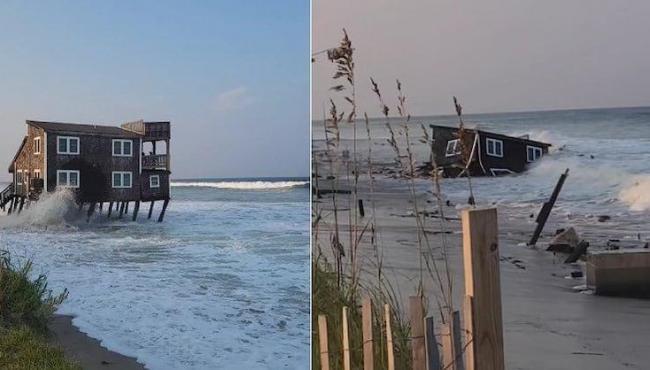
[[528, 168, 569, 246], [461, 208, 504, 370], [362, 297, 374, 370], [385, 304, 395, 370], [318, 315, 330, 370]]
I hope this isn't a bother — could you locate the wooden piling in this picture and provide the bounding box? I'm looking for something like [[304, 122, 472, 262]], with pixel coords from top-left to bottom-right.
[[424, 317, 441, 370], [158, 199, 169, 222], [409, 296, 426, 370], [358, 199, 365, 217], [148, 201, 155, 219], [362, 297, 374, 370], [528, 169, 569, 246], [107, 202, 113, 218], [119, 202, 125, 219], [125, 201, 129, 215], [7, 198, 14, 215], [385, 304, 395, 370], [86, 202, 96, 222], [18, 197, 25, 213], [99, 202, 103, 214], [318, 315, 330, 370], [461, 208, 504, 370], [132, 201, 140, 221], [342, 306, 351, 370]]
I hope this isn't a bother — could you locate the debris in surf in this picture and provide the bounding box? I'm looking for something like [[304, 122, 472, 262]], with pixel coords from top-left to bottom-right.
[[528, 168, 570, 246]]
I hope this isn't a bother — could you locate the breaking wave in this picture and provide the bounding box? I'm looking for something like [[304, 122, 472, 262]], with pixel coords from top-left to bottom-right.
[[171, 181, 308, 190], [0, 189, 77, 228]]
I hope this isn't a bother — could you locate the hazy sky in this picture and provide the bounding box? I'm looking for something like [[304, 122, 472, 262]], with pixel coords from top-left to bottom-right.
[[313, 0, 650, 118], [0, 1, 309, 181]]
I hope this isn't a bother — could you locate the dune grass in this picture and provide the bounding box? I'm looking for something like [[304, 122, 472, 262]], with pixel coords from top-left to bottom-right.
[[0, 251, 79, 369], [312, 261, 412, 370]]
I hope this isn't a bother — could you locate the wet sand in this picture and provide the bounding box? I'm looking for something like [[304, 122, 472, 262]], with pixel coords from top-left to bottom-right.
[[313, 159, 650, 369], [49, 315, 146, 370]]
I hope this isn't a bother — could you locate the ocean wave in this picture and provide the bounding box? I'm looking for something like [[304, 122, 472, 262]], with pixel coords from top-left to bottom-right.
[[171, 181, 309, 190]]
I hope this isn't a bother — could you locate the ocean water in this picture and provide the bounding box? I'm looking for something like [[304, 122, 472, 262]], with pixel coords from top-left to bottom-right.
[[313, 106, 650, 241], [0, 178, 310, 370]]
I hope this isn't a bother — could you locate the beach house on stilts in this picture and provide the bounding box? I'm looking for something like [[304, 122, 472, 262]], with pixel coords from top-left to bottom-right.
[[1, 120, 171, 221]]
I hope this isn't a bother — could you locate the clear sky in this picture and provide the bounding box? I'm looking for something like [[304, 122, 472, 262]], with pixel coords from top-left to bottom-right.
[[0, 0, 309, 181], [313, 0, 650, 118]]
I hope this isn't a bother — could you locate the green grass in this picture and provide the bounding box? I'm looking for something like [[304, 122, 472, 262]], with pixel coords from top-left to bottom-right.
[[312, 261, 412, 370], [0, 251, 79, 369], [0, 326, 81, 370]]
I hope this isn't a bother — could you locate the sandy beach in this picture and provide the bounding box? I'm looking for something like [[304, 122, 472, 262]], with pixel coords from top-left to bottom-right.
[[313, 114, 650, 369], [49, 315, 146, 370]]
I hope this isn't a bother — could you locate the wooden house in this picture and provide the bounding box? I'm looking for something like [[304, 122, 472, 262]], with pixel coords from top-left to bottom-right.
[[430, 124, 551, 177], [1, 120, 171, 221]]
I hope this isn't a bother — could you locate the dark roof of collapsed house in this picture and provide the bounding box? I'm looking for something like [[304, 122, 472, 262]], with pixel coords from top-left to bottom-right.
[[430, 124, 552, 147]]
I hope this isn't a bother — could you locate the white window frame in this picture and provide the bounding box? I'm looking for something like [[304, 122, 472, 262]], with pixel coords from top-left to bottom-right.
[[57, 136, 80, 155], [445, 139, 461, 157], [490, 168, 515, 176], [486, 138, 504, 158], [112, 139, 133, 157], [112, 171, 133, 189], [34, 169, 41, 179], [527, 145, 543, 163], [150, 175, 160, 188], [56, 170, 80, 188], [34, 137, 42, 155]]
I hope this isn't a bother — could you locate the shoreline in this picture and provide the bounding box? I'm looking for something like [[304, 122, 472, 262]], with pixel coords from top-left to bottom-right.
[[48, 314, 146, 370]]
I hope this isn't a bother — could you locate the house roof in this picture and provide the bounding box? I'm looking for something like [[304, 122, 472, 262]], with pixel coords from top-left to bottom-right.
[[8, 136, 27, 173], [429, 124, 551, 148], [27, 120, 143, 138]]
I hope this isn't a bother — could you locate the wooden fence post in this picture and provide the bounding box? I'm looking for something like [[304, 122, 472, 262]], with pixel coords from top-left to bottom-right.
[[342, 306, 351, 370], [461, 208, 504, 370], [424, 317, 441, 370], [409, 296, 426, 370], [318, 315, 330, 370], [362, 297, 374, 370], [385, 304, 395, 370]]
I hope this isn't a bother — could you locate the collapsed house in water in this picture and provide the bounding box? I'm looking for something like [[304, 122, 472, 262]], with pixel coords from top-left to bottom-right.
[[1, 120, 171, 221], [429, 124, 551, 177]]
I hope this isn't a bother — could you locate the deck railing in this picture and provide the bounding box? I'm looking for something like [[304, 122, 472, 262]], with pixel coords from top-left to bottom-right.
[[0, 183, 14, 207], [143, 154, 168, 170]]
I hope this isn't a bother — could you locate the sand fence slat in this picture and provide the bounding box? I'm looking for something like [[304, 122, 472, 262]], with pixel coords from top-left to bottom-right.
[[385, 304, 395, 370], [362, 297, 374, 370], [409, 296, 426, 370], [424, 316, 441, 370], [318, 315, 330, 370], [461, 207, 505, 370], [342, 306, 351, 370]]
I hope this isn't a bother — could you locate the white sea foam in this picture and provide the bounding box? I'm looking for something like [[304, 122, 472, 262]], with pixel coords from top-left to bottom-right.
[[171, 181, 308, 190], [619, 175, 650, 211]]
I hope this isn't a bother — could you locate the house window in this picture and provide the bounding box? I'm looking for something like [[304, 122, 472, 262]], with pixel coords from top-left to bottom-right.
[[34, 137, 42, 155], [486, 138, 503, 157], [34, 169, 41, 179], [112, 171, 132, 188], [57, 170, 80, 188], [150, 175, 160, 188], [112, 139, 133, 157], [445, 139, 461, 157], [57, 136, 80, 155], [527, 145, 543, 162]]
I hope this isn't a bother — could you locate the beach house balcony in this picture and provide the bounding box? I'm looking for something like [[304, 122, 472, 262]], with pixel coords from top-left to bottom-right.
[[143, 154, 169, 170]]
